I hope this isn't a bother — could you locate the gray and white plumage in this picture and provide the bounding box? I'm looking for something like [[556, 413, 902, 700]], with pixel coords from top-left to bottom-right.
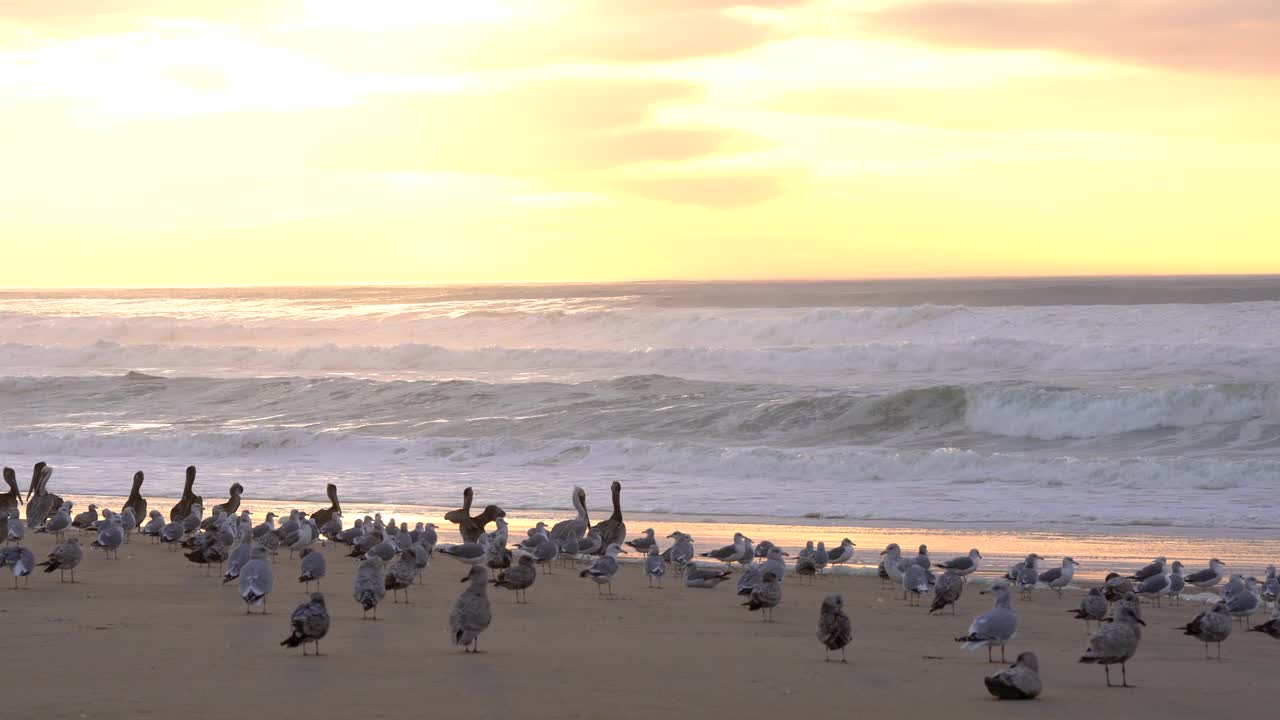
[[579, 543, 623, 595], [1182, 602, 1232, 658], [684, 561, 732, 589], [1223, 577, 1260, 625], [280, 592, 330, 655], [450, 565, 492, 652], [1130, 556, 1167, 582], [181, 504, 203, 535], [956, 580, 1018, 663], [437, 536, 492, 576], [1016, 554, 1042, 599], [911, 544, 930, 570], [0, 545, 34, 588], [1070, 587, 1108, 629], [298, 548, 326, 591], [384, 549, 419, 603], [38, 537, 82, 582], [743, 572, 781, 621], [902, 563, 930, 606], [37, 503, 72, 540], [1134, 569, 1170, 606], [1038, 557, 1078, 597], [1102, 573, 1133, 603], [813, 542, 831, 572], [239, 546, 274, 614], [353, 555, 386, 619], [930, 570, 964, 615], [1250, 607, 1280, 639], [624, 527, 657, 555], [817, 594, 852, 662], [1261, 565, 1278, 605], [5, 512, 24, 545], [1183, 559, 1225, 589], [661, 531, 694, 575], [222, 530, 253, 583], [140, 510, 165, 540], [1166, 561, 1186, 603], [984, 652, 1042, 700], [644, 545, 665, 588], [826, 538, 856, 566], [701, 533, 749, 564], [1079, 597, 1144, 687], [936, 548, 982, 576], [92, 516, 124, 559], [492, 554, 536, 603]]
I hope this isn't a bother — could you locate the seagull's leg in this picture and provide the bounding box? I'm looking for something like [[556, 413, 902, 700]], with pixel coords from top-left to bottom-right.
[[1104, 665, 1112, 687], [1120, 662, 1130, 688], [987, 645, 993, 663], [825, 648, 829, 662], [1001, 645, 1007, 663], [315, 640, 321, 656], [841, 647, 847, 664]]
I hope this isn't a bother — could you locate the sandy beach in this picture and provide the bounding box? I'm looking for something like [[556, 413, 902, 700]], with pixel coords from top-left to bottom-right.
[[6, 519, 1276, 720]]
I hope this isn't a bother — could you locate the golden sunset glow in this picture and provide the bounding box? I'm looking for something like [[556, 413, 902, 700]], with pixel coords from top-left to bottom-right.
[[3, 0, 1278, 286]]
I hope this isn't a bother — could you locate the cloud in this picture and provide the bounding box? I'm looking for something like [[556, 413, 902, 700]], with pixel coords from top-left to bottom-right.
[[859, 0, 1280, 75], [613, 174, 785, 208]]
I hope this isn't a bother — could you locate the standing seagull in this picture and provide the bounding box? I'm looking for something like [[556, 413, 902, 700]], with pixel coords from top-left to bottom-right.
[[1183, 559, 1225, 590], [662, 531, 694, 576], [169, 465, 202, 522], [353, 555, 386, 620], [36, 503, 72, 542], [1016, 554, 1043, 600], [281, 592, 330, 656], [826, 538, 856, 567], [644, 544, 666, 588], [701, 533, 749, 565], [936, 549, 982, 579], [743, 572, 782, 622], [1166, 561, 1186, 606], [625, 527, 657, 556], [1249, 607, 1280, 639], [579, 544, 624, 595], [1134, 566, 1171, 607], [1181, 602, 1232, 659], [5, 511, 23, 546], [92, 515, 124, 559], [1130, 557, 1167, 583], [239, 546, 274, 615], [491, 554, 536, 603], [1079, 598, 1145, 687], [310, 483, 342, 530], [956, 580, 1018, 663], [1039, 557, 1079, 598], [984, 652, 1042, 700], [0, 467, 23, 516], [817, 595, 852, 663], [450, 565, 493, 653], [902, 564, 931, 606], [122, 471, 147, 530], [39, 538, 82, 582], [930, 570, 964, 615], [1069, 588, 1109, 631], [298, 548, 326, 592], [590, 481, 626, 551], [1, 545, 34, 588]]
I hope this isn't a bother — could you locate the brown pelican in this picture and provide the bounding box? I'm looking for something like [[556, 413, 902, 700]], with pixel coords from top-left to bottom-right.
[[214, 482, 244, 515], [0, 467, 22, 516], [444, 487, 505, 543], [310, 483, 341, 528], [25, 463, 61, 529], [589, 481, 626, 552], [169, 465, 202, 521], [122, 471, 146, 527]]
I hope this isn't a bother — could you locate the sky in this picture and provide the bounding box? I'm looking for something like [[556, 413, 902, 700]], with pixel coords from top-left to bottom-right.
[[1, 0, 1278, 286]]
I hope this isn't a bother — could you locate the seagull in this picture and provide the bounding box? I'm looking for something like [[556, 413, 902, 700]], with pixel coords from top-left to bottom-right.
[[902, 564, 930, 606], [984, 652, 1042, 700], [1223, 576, 1261, 627], [579, 543, 623, 595], [298, 548, 326, 592], [1183, 559, 1225, 590], [353, 555, 387, 620], [1249, 607, 1280, 639], [1016, 554, 1043, 600], [450, 566, 493, 653], [1038, 557, 1079, 598], [936, 548, 982, 578], [813, 542, 831, 574], [912, 544, 930, 570], [817, 594, 852, 663], [1130, 557, 1167, 583], [1134, 567, 1170, 607], [1103, 573, 1134, 603], [743, 572, 781, 622], [239, 546, 274, 614], [624, 527, 657, 556], [71, 503, 98, 530], [684, 561, 732, 589], [701, 533, 749, 565], [643, 545, 665, 588], [1260, 565, 1278, 606], [92, 515, 124, 559], [4, 512, 23, 546], [956, 580, 1018, 663], [221, 529, 253, 584], [662, 532, 694, 576], [826, 538, 856, 566], [437, 536, 493, 579], [1069, 588, 1109, 631], [1181, 602, 1232, 659], [35, 503, 72, 542], [794, 553, 818, 585], [0, 545, 34, 588], [384, 549, 420, 604], [1166, 561, 1186, 606], [491, 554, 536, 603], [38, 538, 82, 582], [930, 570, 964, 615], [1079, 596, 1144, 687], [280, 592, 330, 656]]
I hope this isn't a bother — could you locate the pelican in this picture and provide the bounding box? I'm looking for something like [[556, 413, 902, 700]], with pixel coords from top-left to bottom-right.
[[25, 463, 61, 529], [589, 481, 626, 552], [169, 465, 202, 521], [215, 483, 244, 515], [310, 483, 342, 529], [0, 467, 22, 516], [122, 471, 147, 528]]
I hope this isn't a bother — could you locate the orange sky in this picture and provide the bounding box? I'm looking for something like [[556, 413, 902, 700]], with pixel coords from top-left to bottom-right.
[[2, 0, 1277, 286]]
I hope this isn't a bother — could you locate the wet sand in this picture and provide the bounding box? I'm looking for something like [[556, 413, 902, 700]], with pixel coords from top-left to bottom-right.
[[5, 520, 1277, 720]]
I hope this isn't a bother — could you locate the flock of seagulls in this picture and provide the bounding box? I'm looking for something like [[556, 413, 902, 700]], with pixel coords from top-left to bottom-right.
[[4, 461, 1280, 700]]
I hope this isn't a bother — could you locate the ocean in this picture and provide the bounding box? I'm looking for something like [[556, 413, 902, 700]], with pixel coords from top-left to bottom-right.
[[2, 277, 1278, 537]]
